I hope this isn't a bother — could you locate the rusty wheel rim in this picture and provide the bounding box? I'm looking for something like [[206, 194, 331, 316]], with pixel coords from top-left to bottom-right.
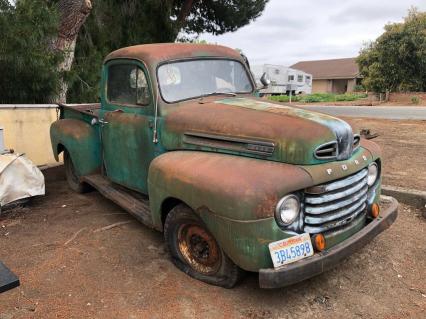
[[177, 224, 221, 275]]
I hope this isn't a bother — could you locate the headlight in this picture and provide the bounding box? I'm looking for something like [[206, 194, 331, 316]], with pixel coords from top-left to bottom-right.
[[367, 162, 378, 186], [275, 194, 301, 226]]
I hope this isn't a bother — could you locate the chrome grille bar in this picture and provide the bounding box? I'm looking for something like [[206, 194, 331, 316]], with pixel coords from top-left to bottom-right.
[[305, 168, 368, 194], [305, 176, 367, 204], [305, 196, 367, 224], [304, 203, 366, 233], [303, 168, 369, 234], [305, 186, 368, 214]]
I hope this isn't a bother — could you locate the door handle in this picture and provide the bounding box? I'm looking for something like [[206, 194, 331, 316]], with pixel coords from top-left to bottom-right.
[[91, 118, 109, 126]]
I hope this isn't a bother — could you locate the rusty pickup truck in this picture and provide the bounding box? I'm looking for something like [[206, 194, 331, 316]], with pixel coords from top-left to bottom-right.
[[50, 43, 398, 288]]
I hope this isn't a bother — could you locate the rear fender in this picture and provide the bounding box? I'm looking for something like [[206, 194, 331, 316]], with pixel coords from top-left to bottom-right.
[[50, 119, 101, 176]]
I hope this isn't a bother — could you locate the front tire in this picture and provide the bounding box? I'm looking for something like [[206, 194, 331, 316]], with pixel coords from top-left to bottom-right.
[[64, 150, 91, 193], [164, 204, 243, 288]]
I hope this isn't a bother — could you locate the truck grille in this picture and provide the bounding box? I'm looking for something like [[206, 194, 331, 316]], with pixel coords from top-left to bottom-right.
[[303, 168, 368, 234]]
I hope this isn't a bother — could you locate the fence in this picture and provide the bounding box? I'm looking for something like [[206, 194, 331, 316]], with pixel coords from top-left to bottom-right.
[[0, 104, 59, 166]]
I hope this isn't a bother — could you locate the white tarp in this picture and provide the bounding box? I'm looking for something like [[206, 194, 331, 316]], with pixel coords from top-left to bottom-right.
[[0, 153, 45, 207]]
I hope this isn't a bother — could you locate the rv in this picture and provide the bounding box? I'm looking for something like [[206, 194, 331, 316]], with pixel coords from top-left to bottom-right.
[[252, 64, 312, 96]]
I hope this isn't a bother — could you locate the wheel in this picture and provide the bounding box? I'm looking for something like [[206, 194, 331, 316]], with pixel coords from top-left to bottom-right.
[[64, 150, 91, 193], [164, 204, 243, 288]]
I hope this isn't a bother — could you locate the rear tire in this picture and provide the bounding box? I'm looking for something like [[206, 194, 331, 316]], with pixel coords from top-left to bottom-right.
[[164, 204, 243, 288], [64, 150, 91, 193]]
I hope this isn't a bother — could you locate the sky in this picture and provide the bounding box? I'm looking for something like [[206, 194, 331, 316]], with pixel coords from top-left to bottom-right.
[[201, 0, 426, 66]]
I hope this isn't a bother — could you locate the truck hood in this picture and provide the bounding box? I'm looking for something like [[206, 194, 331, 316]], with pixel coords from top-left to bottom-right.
[[162, 97, 357, 165]]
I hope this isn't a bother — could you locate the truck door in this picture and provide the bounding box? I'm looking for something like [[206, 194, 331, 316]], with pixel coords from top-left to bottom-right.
[[100, 60, 157, 194]]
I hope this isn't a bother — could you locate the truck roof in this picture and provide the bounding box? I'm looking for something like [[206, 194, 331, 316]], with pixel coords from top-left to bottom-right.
[[105, 43, 242, 66]]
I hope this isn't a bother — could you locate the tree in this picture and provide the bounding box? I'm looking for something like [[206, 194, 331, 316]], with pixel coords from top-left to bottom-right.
[[51, 0, 92, 102], [67, 0, 269, 102], [357, 8, 426, 93], [0, 0, 63, 103], [173, 0, 268, 36]]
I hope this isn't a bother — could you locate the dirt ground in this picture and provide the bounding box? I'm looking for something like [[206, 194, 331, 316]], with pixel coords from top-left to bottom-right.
[[0, 181, 425, 319], [343, 118, 426, 190], [0, 118, 425, 319]]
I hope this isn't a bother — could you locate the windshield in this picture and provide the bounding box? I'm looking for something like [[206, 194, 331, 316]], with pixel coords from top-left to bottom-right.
[[157, 59, 253, 103]]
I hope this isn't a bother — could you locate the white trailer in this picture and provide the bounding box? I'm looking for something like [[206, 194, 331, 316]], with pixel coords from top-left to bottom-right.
[[251, 64, 312, 95]]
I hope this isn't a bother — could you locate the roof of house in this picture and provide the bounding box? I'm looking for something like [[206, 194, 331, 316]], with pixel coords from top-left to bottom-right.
[[290, 58, 359, 80], [105, 43, 242, 66]]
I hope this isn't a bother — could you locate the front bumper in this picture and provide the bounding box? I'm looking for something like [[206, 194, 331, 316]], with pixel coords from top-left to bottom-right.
[[259, 196, 398, 288]]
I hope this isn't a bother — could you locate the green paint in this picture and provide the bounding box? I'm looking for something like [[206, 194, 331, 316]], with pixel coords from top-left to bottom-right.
[[97, 59, 159, 193], [50, 49, 386, 274], [50, 118, 101, 176]]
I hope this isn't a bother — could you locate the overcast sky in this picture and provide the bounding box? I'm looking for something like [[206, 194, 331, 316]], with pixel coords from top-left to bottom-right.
[[201, 0, 426, 66]]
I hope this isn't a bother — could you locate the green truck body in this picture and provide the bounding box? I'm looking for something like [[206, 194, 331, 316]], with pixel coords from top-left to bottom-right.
[[50, 43, 397, 288]]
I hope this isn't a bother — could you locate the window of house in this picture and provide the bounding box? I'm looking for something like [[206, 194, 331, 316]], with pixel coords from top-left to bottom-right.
[[288, 75, 295, 81], [275, 69, 280, 75], [107, 64, 150, 105], [305, 75, 311, 84], [297, 75, 303, 82]]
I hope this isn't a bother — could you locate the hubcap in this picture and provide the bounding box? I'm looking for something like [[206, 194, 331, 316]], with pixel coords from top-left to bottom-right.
[[177, 224, 221, 274]]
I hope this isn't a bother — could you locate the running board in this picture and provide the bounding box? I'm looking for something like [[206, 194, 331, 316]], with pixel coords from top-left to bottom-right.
[[82, 175, 153, 227]]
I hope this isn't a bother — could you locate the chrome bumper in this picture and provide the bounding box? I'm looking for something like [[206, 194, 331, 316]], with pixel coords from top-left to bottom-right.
[[259, 196, 398, 289]]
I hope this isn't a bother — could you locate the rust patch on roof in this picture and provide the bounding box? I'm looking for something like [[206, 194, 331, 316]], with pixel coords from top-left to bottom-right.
[[105, 43, 243, 66]]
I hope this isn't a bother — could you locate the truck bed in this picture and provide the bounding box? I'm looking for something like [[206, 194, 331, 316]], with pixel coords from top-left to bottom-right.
[[59, 103, 101, 118]]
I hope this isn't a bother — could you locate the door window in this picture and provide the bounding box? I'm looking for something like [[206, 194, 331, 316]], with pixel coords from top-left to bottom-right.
[[107, 64, 150, 106]]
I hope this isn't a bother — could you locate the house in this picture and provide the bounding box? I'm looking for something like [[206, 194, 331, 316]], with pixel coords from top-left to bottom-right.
[[290, 58, 361, 94]]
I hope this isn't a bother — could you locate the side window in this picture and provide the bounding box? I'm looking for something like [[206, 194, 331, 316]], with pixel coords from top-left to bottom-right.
[[108, 64, 150, 106]]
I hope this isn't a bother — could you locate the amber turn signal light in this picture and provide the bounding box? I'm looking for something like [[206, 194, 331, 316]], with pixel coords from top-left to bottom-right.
[[312, 233, 326, 252], [370, 203, 380, 218]]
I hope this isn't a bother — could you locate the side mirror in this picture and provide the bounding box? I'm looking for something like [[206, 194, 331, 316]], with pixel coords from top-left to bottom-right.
[[260, 72, 271, 87]]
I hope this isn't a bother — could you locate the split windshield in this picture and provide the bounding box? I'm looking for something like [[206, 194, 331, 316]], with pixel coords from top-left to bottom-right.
[[157, 59, 253, 103]]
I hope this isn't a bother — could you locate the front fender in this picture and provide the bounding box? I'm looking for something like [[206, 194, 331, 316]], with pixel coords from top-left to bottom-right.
[[50, 119, 101, 176], [148, 151, 313, 229]]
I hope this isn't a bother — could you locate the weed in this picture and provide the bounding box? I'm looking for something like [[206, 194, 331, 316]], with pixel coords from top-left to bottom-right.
[[411, 96, 420, 104]]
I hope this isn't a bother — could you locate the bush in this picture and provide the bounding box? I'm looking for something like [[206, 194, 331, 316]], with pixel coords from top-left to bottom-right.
[[353, 85, 365, 92], [411, 96, 420, 104], [334, 93, 368, 101], [269, 95, 300, 102], [300, 93, 334, 103], [268, 92, 368, 103], [0, 0, 63, 103]]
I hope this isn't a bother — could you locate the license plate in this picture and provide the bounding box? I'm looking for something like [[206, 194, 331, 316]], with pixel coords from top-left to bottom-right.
[[268, 233, 314, 268]]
